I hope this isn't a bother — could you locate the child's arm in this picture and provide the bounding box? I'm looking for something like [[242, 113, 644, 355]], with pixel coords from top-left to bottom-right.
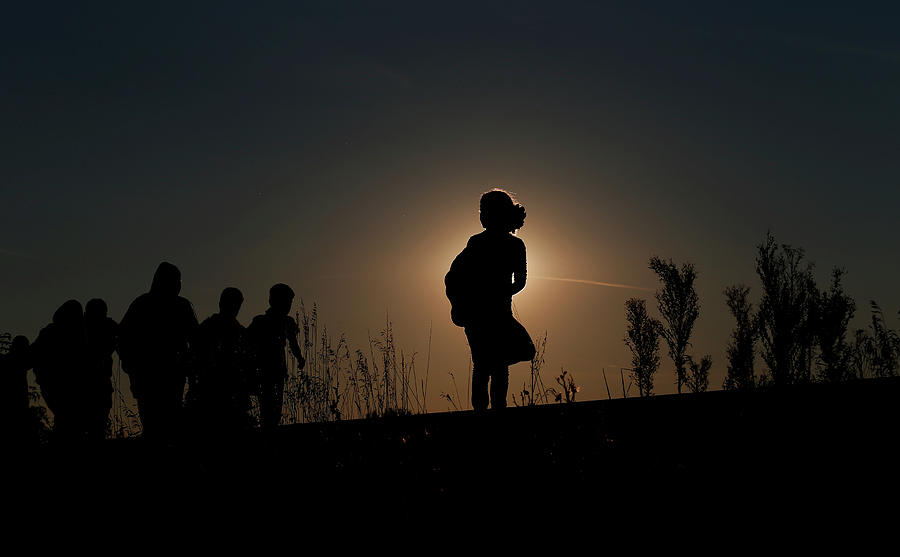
[[288, 319, 305, 370], [511, 240, 527, 296]]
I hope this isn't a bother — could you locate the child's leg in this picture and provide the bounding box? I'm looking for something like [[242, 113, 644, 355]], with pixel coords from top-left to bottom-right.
[[489, 366, 509, 409], [270, 379, 284, 426], [471, 364, 489, 411], [259, 378, 285, 429], [466, 325, 494, 412], [259, 380, 275, 429]]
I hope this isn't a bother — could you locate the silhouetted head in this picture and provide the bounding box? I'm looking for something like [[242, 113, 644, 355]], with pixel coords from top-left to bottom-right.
[[85, 298, 108, 321], [268, 283, 295, 316], [53, 299, 84, 329], [219, 287, 244, 320], [480, 188, 526, 233], [150, 262, 182, 297], [11, 335, 29, 355]]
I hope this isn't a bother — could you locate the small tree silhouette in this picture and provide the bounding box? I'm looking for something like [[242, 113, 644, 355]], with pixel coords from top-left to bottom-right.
[[755, 232, 817, 385], [814, 268, 856, 382], [850, 328, 875, 379], [624, 298, 661, 397], [685, 354, 712, 393], [723, 285, 757, 390], [848, 304, 899, 379], [648, 256, 700, 394], [553, 368, 579, 403], [867, 302, 899, 378]]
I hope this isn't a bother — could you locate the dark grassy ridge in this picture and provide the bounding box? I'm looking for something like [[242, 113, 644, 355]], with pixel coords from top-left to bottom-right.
[[17, 377, 900, 515]]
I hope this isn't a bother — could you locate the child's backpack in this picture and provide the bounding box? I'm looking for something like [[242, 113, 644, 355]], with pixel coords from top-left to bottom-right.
[[444, 246, 475, 327]]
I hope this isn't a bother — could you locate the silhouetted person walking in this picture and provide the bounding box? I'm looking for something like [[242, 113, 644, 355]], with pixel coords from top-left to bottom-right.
[[32, 300, 90, 440], [119, 262, 198, 444], [187, 287, 251, 434], [446, 189, 531, 411], [247, 283, 305, 430], [84, 298, 118, 441], [1, 335, 32, 444]]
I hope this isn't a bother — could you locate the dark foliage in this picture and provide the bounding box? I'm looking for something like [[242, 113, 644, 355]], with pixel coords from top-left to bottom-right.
[[755, 232, 817, 385], [813, 268, 856, 382], [624, 298, 661, 397], [863, 302, 899, 378], [723, 285, 757, 390], [685, 354, 712, 393], [648, 257, 700, 394]]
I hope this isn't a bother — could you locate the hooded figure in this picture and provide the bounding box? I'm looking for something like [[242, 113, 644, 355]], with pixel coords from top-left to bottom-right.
[[119, 262, 198, 442]]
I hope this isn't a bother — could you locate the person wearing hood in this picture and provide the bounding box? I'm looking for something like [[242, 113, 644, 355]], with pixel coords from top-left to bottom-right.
[[119, 262, 198, 443]]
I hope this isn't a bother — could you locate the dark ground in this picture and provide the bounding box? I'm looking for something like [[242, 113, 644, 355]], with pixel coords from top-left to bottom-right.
[[13, 377, 900, 524]]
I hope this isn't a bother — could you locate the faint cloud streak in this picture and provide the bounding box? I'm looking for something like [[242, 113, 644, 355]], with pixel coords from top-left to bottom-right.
[[533, 276, 653, 292]]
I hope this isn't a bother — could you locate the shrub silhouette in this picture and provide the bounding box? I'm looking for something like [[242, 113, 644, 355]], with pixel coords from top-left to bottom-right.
[[553, 368, 579, 403], [623, 298, 661, 397], [685, 354, 712, 393], [755, 232, 817, 385], [648, 256, 700, 394], [813, 268, 856, 382], [857, 302, 900, 378], [723, 285, 757, 390]]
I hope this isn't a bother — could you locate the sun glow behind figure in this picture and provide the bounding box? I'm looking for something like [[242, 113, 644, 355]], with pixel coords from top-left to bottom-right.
[[2, 3, 898, 413]]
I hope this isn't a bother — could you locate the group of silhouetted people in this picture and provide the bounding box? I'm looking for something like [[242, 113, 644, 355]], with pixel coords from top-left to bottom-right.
[[2, 261, 306, 445], [31, 298, 118, 442], [4, 188, 532, 445]]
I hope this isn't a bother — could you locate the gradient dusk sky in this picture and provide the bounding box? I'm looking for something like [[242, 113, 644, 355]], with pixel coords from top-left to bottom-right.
[[3, 2, 899, 407]]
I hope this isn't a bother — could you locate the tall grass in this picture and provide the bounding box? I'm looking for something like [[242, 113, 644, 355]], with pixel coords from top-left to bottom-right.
[[259, 300, 431, 425], [111, 358, 142, 438], [104, 301, 432, 437], [513, 331, 556, 406]]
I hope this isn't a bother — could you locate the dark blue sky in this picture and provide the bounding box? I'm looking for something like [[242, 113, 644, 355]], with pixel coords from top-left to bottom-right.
[[3, 1, 898, 399]]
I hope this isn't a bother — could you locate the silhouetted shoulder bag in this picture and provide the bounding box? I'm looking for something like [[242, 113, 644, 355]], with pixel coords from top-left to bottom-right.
[[506, 317, 536, 365], [445, 246, 474, 327]]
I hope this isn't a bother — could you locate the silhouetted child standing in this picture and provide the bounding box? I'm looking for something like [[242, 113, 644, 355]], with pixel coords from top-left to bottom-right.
[[247, 283, 305, 430], [187, 287, 251, 433], [446, 189, 530, 411]]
